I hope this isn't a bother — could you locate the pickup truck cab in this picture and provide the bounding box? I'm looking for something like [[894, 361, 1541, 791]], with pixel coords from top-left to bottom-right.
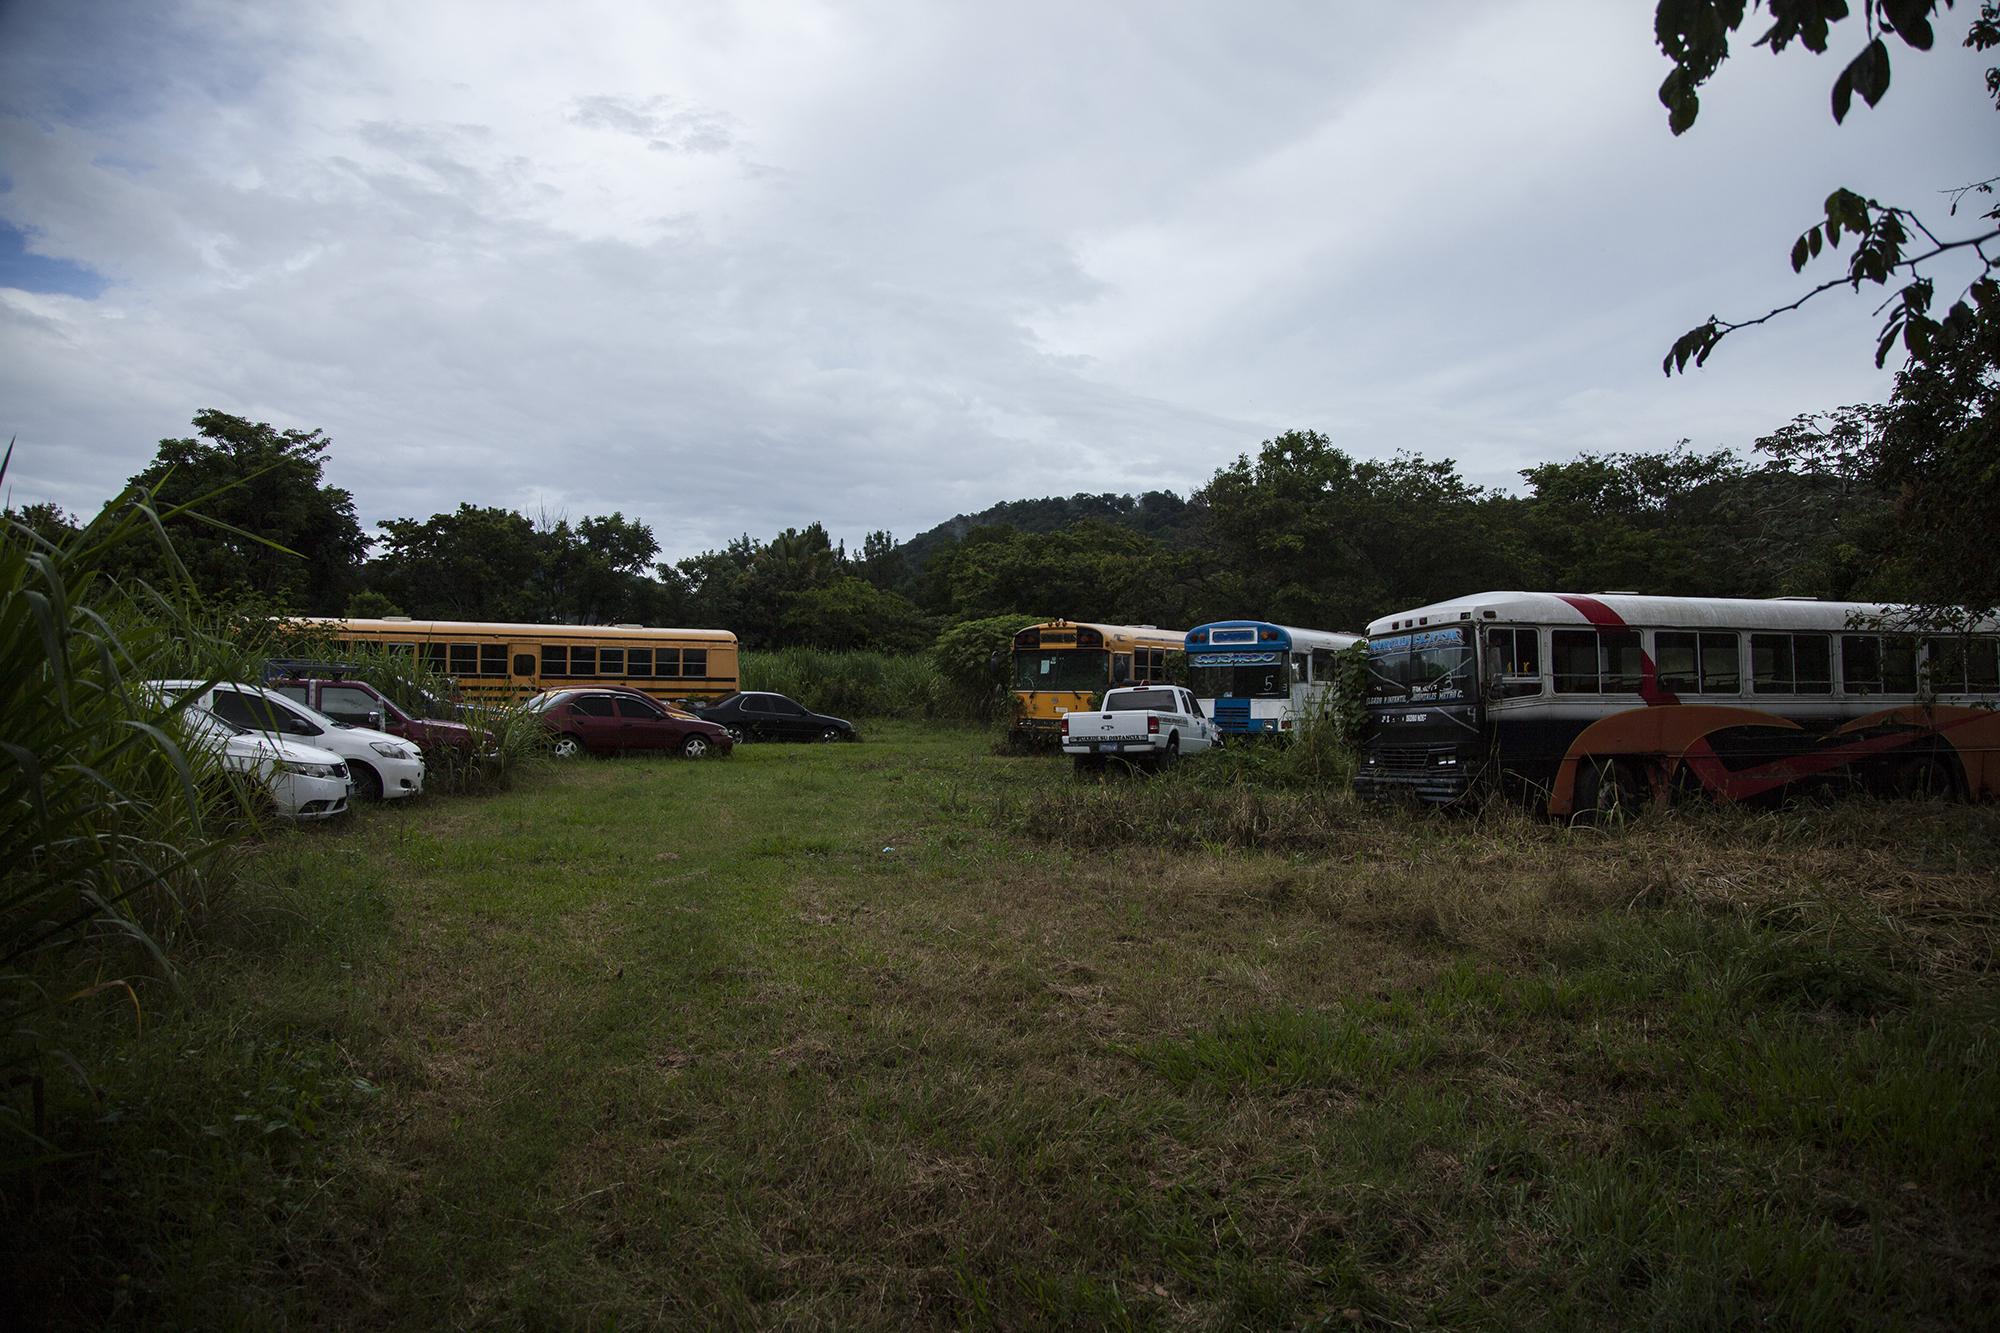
[[1061, 685, 1218, 771], [267, 672, 474, 757]]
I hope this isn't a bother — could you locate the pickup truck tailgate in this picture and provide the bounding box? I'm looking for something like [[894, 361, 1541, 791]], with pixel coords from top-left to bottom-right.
[[1066, 713, 1151, 747]]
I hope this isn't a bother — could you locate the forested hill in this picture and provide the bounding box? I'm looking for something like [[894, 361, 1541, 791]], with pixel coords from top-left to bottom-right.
[[892, 490, 1200, 574]]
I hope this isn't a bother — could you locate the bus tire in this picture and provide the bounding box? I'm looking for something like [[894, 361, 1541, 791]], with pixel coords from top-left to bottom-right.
[[1573, 756, 1641, 826], [1892, 753, 1961, 802]]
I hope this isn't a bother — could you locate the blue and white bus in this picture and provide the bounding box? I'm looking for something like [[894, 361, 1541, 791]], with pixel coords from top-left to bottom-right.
[[1185, 621, 1362, 737]]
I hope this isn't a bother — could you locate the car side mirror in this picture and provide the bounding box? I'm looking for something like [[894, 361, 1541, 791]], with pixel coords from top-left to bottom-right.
[[366, 710, 384, 730]]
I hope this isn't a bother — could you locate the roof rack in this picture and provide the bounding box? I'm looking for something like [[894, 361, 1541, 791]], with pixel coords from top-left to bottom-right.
[[263, 658, 359, 682]]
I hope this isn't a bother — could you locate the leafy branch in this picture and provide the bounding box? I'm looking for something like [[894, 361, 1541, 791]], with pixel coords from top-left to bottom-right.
[[1665, 188, 2000, 373]]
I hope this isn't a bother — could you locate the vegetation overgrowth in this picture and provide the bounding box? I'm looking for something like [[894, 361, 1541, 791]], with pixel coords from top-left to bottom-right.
[[5, 728, 1996, 1327]]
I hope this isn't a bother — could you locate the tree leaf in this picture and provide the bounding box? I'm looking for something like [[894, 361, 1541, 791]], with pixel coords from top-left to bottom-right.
[[1850, 38, 1891, 108]]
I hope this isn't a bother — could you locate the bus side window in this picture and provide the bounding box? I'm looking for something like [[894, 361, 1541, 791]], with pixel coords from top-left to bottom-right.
[[1971, 638, 1999, 692], [1700, 633, 1740, 693], [1656, 631, 1698, 693], [542, 645, 567, 676], [1751, 633, 1793, 693], [1552, 630, 1597, 693], [1112, 653, 1133, 684]]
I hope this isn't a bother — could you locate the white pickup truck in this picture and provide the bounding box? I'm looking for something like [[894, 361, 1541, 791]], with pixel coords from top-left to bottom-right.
[[1061, 685, 1219, 770]]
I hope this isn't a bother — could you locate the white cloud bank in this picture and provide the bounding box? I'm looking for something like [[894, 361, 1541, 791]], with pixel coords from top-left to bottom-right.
[[0, 0, 1991, 557]]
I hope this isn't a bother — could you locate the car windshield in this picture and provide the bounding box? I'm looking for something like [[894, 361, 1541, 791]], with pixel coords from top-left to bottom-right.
[[524, 691, 575, 713]]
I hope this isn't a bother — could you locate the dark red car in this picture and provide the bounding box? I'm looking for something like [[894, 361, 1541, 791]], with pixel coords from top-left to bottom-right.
[[526, 688, 733, 759], [268, 673, 474, 756]]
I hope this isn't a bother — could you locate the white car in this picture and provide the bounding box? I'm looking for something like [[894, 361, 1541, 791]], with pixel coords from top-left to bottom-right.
[[153, 679, 426, 801], [178, 705, 353, 820]]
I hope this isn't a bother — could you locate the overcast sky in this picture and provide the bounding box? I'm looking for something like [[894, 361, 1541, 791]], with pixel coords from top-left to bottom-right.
[[1, 1, 1992, 561]]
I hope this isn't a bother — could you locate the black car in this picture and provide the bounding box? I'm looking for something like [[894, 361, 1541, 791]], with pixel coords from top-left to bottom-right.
[[697, 691, 859, 743]]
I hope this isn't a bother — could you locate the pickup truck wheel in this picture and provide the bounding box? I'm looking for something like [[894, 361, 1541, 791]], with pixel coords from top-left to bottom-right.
[[1160, 735, 1180, 767], [350, 762, 384, 802]]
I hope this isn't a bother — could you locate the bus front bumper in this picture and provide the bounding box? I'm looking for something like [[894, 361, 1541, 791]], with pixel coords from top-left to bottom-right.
[[1353, 745, 1475, 804]]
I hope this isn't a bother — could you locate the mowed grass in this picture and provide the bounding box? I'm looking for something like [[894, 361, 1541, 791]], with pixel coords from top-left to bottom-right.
[[11, 724, 2000, 1328]]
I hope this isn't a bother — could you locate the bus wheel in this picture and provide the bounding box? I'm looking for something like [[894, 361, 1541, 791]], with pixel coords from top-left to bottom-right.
[[1892, 754, 1960, 801], [1573, 756, 1642, 826]]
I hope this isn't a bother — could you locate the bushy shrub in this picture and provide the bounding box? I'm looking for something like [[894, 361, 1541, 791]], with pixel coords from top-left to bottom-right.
[[740, 647, 958, 721], [931, 614, 1043, 721]]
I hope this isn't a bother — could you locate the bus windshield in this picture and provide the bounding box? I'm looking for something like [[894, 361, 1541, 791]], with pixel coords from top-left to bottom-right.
[[1366, 630, 1475, 704], [1013, 649, 1107, 692], [1190, 660, 1290, 699]]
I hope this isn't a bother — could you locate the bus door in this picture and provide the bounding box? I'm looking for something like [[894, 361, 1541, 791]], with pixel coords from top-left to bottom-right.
[[509, 641, 541, 696]]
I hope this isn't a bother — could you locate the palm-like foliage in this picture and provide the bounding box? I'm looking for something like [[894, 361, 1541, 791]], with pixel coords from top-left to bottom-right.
[[1, 451, 252, 1165]]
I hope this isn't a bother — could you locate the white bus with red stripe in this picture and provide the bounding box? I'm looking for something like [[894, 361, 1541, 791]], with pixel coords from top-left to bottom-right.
[[1354, 591, 2000, 815]]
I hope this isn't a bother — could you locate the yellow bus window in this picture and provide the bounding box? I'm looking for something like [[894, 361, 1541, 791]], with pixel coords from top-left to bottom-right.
[[601, 648, 624, 675], [449, 643, 478, 675], [629, 649, 653, 676], [571, 646, 596, 674], [480, 644, 506, 676], [683, 649, 707, 678], [542, 645, 566, 675]]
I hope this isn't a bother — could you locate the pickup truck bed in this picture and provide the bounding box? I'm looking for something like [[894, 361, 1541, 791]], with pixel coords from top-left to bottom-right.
[[1061, 685, 1217, 769]]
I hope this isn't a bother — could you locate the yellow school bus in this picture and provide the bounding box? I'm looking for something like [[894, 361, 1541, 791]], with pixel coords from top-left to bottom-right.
[[291, 617, 740, 706], [1010, 620, 1186, 738]]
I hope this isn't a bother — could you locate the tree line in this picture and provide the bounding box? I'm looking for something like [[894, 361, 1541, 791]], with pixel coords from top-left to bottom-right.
[[11, 375, 1990, 655]]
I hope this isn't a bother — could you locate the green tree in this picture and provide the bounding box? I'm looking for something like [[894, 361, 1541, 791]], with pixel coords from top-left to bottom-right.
[[368, 505, 544, 620], [109, 411, 368, 612], [1196, 429, 1533, 627]]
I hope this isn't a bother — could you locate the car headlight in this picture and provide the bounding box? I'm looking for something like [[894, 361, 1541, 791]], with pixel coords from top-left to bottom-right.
[[278, 760, 347, 779], [370, 741, 415, 760]]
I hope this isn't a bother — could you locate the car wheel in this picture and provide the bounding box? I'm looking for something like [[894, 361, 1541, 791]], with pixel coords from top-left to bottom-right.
[[551, 734, 584, 759], [820, 727, 843, 743], [681, 734, 711, 759], [725, 726, 746, 745], [351, 762, 384, 801]]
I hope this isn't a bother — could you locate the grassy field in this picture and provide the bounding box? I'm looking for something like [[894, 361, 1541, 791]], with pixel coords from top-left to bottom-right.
[[10, 724, 2000, 1328]]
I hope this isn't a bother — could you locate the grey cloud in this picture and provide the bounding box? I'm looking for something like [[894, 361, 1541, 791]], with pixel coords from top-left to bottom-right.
[[567, 94, 736, 156]]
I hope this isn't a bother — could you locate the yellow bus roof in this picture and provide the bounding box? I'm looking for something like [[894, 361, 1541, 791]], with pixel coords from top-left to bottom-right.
[[293, 617, 737, 644]]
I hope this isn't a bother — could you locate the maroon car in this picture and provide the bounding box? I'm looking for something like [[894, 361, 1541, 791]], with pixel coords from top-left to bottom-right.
[[527, 688, 733, 758], [268, 674, 474, 756]]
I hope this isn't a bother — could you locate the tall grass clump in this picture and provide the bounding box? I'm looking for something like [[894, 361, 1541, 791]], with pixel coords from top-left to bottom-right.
[[741, 646, 958, 721], [0, 458, 258, 1165]]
